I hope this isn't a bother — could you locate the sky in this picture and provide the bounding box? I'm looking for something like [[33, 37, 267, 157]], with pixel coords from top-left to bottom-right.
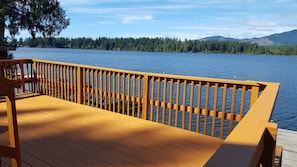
[[19, 0, 297, 40]]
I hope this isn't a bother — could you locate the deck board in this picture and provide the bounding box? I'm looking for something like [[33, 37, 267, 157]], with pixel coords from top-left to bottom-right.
[[277, 128, 297, 167], [0, 96, 223, 167]]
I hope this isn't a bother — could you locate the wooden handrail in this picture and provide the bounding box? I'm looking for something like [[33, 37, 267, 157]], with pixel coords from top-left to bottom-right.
[[205, 82, 280, 166]]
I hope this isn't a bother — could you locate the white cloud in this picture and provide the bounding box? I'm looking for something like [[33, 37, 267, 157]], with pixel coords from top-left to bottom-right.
[[122, 15, 153, 24], [37, 0, 297, 39]]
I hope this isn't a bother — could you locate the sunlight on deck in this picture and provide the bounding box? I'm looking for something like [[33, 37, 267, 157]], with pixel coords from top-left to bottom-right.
[[0, 96, 223, 167]]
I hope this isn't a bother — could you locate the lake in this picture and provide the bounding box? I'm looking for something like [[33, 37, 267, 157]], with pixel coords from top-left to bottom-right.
[[11, 47, 297, 131]]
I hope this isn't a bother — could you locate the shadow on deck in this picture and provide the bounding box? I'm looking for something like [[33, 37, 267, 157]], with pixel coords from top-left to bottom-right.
[[0, 96, 223, 167]]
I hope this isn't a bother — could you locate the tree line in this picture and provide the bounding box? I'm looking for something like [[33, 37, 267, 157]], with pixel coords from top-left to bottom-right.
[[12, 37, 297, 55]]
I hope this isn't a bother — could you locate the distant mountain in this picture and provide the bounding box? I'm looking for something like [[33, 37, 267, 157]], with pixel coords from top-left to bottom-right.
[[201, 29, 297, 46], [200, 36, 239, 42]]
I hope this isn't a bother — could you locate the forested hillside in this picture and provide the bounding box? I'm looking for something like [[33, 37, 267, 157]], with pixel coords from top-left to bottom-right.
[[12, 37, 297, 55]]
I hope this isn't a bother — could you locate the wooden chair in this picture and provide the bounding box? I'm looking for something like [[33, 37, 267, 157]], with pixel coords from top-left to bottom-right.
[[0, 76, 22, 167]]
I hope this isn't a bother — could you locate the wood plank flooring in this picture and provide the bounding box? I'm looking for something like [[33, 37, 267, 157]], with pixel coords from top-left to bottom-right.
[[0, 96, 223, 167], [277, 128, 297, 167]]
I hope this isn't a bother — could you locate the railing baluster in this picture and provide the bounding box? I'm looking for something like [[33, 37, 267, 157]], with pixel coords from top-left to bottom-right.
[[77, 67, 83, 104], [240, 86, 247, 120], [156, 77, 161, 123], [108, 71, 112, 111], [117, 72, 121, 113], [229, 85, 237, 133], [112, 72, 116, 111], [132, 74, 136, 116], [175, 79, 180, 127], [150, 76, 155, 121], [104, 71, 108, 109], [189, 81, 195, 131], [204, 82, 210, 135], [95, 70, 99, 108], [220, 84, 227, 139], [211, 83, 219, 137], [137, 75, 141, 118], [142, 75, 149, 120], [122, 73, 126, 114], [162, 78, 167, 124], [99, 70, 103, 108], [196, 81, 202, 133], [168, 79, 174, 126], [127, 73, 131, 116], [182, 80, 187, 129]]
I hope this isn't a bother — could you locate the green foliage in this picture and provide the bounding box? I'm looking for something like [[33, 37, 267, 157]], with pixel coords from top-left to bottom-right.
[[1, 0, 70, 39], [16, 37, 297, 55]]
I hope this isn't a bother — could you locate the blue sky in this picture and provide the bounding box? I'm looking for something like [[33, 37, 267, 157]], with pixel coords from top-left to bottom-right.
[[19, 0, 297, 39]]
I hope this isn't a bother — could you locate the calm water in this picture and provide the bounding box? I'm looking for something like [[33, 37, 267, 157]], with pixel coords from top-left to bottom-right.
[[11, 48, 297, 131]]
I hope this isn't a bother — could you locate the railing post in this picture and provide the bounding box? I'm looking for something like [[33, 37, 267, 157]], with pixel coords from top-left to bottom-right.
[[142, 75, 149, 120], [250, 85, 259, 107], [77, 67, 83, 104]]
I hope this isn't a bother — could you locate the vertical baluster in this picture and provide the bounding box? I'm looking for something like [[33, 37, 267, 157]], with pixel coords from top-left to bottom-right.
[[63, 66, 67, 100], [91, 69, 95, 105], [45, 63, 48, 95], [82, 68, 87, 105], [95, 70, 99, 108], [87, 69, 91, 105], [150, 77, 155, 121], [211, 83, 219, 137], [112, 72, 116, 111], [104, 71, 107, 109], [74, 67, 77, 103], [122, 73, 126, 114], [117, 72, 121, 113], [108, 71, 112, 110], [127, 74, 131, 116], [66, 66, 69, 100], [137, 75, 141, 118], [156, 77, 161, 122], [220, 84, 227, 138], [71, 67, 74, 102], [30, 61, 34, 92], [67, 66, 71, 101], [162, 78, 167, 124], [132, 74, 136, 116], [51, 64, 54, 96], [65, 66, 69, 101], [24, 62, 28, 92], [189, 81, 195, 131], [195, 81, 201, 133], [240, 86, 246, 120], [175, 79, 180, 127], [204, 82, 210, 135], [142, 75, 149, 120], [229, 85, 237, 134], [98, 70, 102, 108], [53, 64, 56, 97], [168, 79, 174, 126], [57, 65, 60, 98], [182, 80, 187, 129]]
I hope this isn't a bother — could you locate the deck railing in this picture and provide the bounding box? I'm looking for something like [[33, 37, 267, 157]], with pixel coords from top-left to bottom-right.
[[0, 58, 281, 166]]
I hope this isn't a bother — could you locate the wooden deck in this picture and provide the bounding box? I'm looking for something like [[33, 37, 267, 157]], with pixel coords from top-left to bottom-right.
[[0, 96, 223, 167], [277, 128, 297, 167]]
